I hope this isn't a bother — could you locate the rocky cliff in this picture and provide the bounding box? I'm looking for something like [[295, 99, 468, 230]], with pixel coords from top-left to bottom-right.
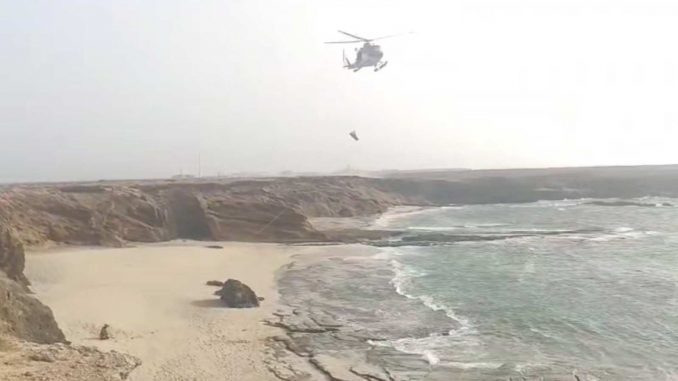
[[0, 227, 28, 286], [3, 170, 678, 249], [0, 274, 66, 344], [0, 224, 140, 380], [0, 226, 66, 344], [0, 177, 417, 248]]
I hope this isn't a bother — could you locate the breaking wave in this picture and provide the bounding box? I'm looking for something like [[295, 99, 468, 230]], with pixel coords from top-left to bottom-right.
[[372, 206, 466, 228], [383, 258, 478, 365], [369, 336, 443, 366], [390, 259, 474, 332]]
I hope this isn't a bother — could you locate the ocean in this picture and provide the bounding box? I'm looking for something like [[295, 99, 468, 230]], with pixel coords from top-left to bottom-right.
[[278, 198, 678, 380]]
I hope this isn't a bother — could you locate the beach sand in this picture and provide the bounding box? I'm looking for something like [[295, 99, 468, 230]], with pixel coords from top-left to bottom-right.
[[24, 242, 295, 381]]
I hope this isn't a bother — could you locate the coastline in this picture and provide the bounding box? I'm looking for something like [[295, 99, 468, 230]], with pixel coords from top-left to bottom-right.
[[269, 243, 439, 381], [13, 201, 675, 380], [25, 241, 297, 381]]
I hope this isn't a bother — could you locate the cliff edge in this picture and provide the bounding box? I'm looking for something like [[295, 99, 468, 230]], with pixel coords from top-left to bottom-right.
[[0, 226, 65, 344]]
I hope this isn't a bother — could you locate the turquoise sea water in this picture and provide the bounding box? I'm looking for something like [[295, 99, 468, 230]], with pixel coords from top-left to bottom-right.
[[279, 199, 678, 380]]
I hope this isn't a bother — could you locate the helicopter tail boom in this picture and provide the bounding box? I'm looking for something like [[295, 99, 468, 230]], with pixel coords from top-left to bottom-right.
[[342, 49, 352, 68]]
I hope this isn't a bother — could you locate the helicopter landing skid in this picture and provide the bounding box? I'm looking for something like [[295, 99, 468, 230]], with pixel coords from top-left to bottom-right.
[[374, 61, 388, 72]]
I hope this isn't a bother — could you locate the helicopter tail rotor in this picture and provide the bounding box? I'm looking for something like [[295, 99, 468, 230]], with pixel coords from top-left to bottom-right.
[[342, 49, 351, 67]]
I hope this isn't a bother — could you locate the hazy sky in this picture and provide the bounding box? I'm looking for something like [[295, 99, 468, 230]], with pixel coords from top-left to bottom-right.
[[2, 0, 678, 182]]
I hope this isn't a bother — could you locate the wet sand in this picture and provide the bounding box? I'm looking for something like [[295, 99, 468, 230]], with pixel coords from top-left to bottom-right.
[[25, 242, 295, 381]]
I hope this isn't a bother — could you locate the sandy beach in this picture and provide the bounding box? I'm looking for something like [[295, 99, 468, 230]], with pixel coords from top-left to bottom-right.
[[24, 242, 295, 381]]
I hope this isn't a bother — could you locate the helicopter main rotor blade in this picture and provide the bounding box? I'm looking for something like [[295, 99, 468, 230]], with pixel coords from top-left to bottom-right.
[[324, 40, 363, 44], [369, 31, 413, 42], [337, 30, 370, 42]]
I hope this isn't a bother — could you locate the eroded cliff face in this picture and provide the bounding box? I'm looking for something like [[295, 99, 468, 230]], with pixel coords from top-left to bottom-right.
[[0, 227, 28, 286], [3, 169, 678, 249], [0, 177, 420, 248], [0, 275, 66, 344], [0, 186, 172, 247], [0, 226, 65, 344]]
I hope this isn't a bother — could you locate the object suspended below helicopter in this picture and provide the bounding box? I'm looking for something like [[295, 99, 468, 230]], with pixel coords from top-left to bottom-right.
[[349, 130, 359, 141], [325, 30, 410, 72]]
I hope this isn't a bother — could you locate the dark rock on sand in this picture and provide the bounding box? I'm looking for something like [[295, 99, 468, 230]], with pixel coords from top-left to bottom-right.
[[204, 245, 223, 249], [214, 279, 260, 308], [205, 280, 224, 287]]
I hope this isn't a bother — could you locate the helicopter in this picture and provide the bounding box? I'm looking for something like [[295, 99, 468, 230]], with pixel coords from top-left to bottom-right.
[[325, 30, 407, 72]]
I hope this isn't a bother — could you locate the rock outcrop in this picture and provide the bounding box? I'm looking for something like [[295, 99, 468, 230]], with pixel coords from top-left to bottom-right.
[[0, 227, 28, 286], [214, 279, 260, 308], [0, 275, 66, 344], [0, 226, 65, 344], [0, 339, 141, 381], [0, 228, 133, 378]]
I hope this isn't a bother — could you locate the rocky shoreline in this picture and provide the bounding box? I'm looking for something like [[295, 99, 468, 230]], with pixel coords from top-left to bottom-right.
[[265, 308, 400, 381], [4, 169, 678, 380], [261, 245, 433, 381]]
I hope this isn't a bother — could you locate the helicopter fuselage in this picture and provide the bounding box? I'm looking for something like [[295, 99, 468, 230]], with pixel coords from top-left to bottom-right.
[[346, 43, 387, 72], [326, 31, 399, 72], [355, 44, 383, 67]]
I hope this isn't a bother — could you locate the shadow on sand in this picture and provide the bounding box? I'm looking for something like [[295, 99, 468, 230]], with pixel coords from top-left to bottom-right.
[[190, 299, 226, 308]]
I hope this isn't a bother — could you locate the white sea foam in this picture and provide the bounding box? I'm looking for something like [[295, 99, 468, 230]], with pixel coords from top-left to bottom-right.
[[518, 228, 584, 233], [408, 226, 461, 231], [372, 205, 468, 229], [505, 199, 582, 208], [446, 361, 503, 370], [371, 207, 442, 228], [589, 228, 661, 242], [371, 247, 401, 260], [408, 223, 512, 231], [369, 335, 447, 366], [423, 351, 440, 366], [529, 327, 559, 340], [389, 259, 425, 296], [389, 260, 475, 336], [466, 223, 510, 228], [514, 362, 538, 373]]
